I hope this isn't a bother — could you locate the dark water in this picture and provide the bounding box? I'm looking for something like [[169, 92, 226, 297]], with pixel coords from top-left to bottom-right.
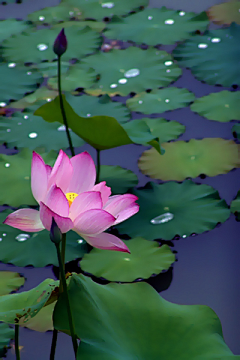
[[0, 0, 239, 358]]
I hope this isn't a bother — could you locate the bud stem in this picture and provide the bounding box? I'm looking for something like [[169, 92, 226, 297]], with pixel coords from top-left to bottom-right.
[[15, 324, 20, 360], [57, 55, 75, 157], [96, 149, 101, 184]]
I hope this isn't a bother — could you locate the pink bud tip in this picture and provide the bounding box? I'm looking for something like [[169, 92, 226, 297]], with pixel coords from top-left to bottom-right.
[[53, 28, 67, 57]]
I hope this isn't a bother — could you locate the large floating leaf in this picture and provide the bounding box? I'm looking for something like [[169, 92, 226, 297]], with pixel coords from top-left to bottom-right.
[[81, 238, 175, 282], [207, 1, 240, 25], [138, 138, 240, 181], [83, 48, 182, 96], [0, 111, 85, 150], [173, 23, 240, 87], [61, 0, 149, 21], [142, 117, 185, 142], [27, 4, 83, 24], [99, 165, 138, 194], [48, 64, 97, 91], [0, 271, 25, 296], [54, 274, 239, 359], [0, 210, 88, 267], [0, 323, 14, 358], [230, 190, 240, 221], [2, 26, 102, 64], [35, 95, 157, 150], [0, 63, 42, 105], [53, 20, 106, 32], [126, 87, 195, 114], [191, 91, 240, 122], [0, 278, 58, 324], [0, 19, 31, 43], [0, 148, 57, 206], [116, 181, 230, 240], [105, 8, 209, 45], [66, 94, 130, 124], [232, 123, 240, 140]]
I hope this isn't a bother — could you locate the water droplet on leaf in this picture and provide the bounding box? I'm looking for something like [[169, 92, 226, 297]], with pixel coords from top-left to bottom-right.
[[8, 63, 16, 68], [110, 84, 117, 88], [118, 78, 127, 84], [24, 115, 29, 119], [182, 234, 187, 238], [164, 61, 173, 66], [77, 239, 83, 244], [101, 2, 114, 8], [138, 100, 143, 104], [5, 163, 10, 167], [16, 234, 30, 242], [179, 11, 185, 16], [29, 132, 38, 138], [165, 19, 174, 25], [198, 43, 208, 49], [151, 212, 174, 224], [6, 129, 11, 132], [37, 44, 48, 51], [165, 99, 170, 103], [58, 125, 66, 131], [0, 102, 6, 107], [124, 68, 140, 78], [39, 16, 45, 21], [211, 38, 221, 43], [148, 16, 153, 20]]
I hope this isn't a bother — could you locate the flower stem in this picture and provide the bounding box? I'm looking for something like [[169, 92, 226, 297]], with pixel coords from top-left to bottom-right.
[[54, 241, 78, 357], [15, 324, 20, 360], [96, 149, 101, 184], [57, 55, 75, 157], [59, 233, 66, 293], [50, 328, 58, 360]]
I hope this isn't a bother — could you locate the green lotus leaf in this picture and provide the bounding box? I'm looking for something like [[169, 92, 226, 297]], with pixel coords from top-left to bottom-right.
[[230, 190, 240, 221], [81, 238, 175, 282], [0, 278, 58, 324], [122, 118, 157, 144], [0, 63, 42, 105], [6, 86, 58, 111], [19, 301, 56, 332], [173, 23, 240, 87], [0, 210, 88, 267], [66, 93, 130, 124], [0, 111, 85, 150], [207, 1, 240, 25], [142, 117, 185, 142], [105, 8, 209, 45], [99, 165, 138, 194], [0, 323, 14, 358], [0, 148, 58, 206], [232, 123, 240, 140], [138, 138, 240, 181], [2, 26, 102, 64], [191, 91, 240, 122], [116, 181, 230, 240], [54, 274, 239, 359], [83, 48, 182, 96], [35, 95, 158, 150], [61, 0, 149, 21], [0, 271, 25, 296], [126, 87, 195, 114], [27, 4, 83, 24], [53, 20, 106, 32], [48, 64, 97, 91], [0, 19, 31, 43]]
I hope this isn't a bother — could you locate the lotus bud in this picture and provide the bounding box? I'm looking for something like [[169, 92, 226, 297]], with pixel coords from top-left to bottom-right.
[[53, 28, 67, 57], [50, 217, 62, 244]]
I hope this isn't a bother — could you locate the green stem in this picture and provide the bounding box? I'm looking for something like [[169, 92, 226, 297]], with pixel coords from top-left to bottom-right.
[[57, 55, 75, 157], [15, 324, 20, 360], [59, 233, 66, 293], [55, 241, 78, 357], [50, 329, 58, 360], [96, 149, 101, 184]]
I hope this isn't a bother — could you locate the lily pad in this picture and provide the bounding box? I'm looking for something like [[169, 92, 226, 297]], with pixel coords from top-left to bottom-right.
[[2, 26, 102, 64], [142, 117, 185, 142], [138, 138, 240, 181], [19, 301, 56, 332], [207, 1, 240, 25], [232, 123, 240, 140], [191, 91, 240, 122], [0, 278, 58, 324], [0, 111, 85, 150], [61, 0, 149, 21], [230, 190, 240, 221], [0, 148, 58, 206], [126, 87, 195, 114], [0, 63, 42, 105], [0, 272, 25, 296], [27, 4, 83, 24], [0, 19, 31, 43], [66, 93, 131, 124], [54, 274, 239, 359], [0, 323, 14, 358], [0, 210, 88, 267], [35, 95, 157, 150], [116, 181, 230, 241], [173, 23, 240, 87], [53, 20, 106, 32], [99, 165, 138, 194], [48, 64, 97, 91], [81, 238, 175, 282], [105, 8, 209, 45], [83, 48, 182, 96]]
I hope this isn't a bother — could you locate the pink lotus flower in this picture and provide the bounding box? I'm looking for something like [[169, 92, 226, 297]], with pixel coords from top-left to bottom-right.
[[3, 150, 139, 253]]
